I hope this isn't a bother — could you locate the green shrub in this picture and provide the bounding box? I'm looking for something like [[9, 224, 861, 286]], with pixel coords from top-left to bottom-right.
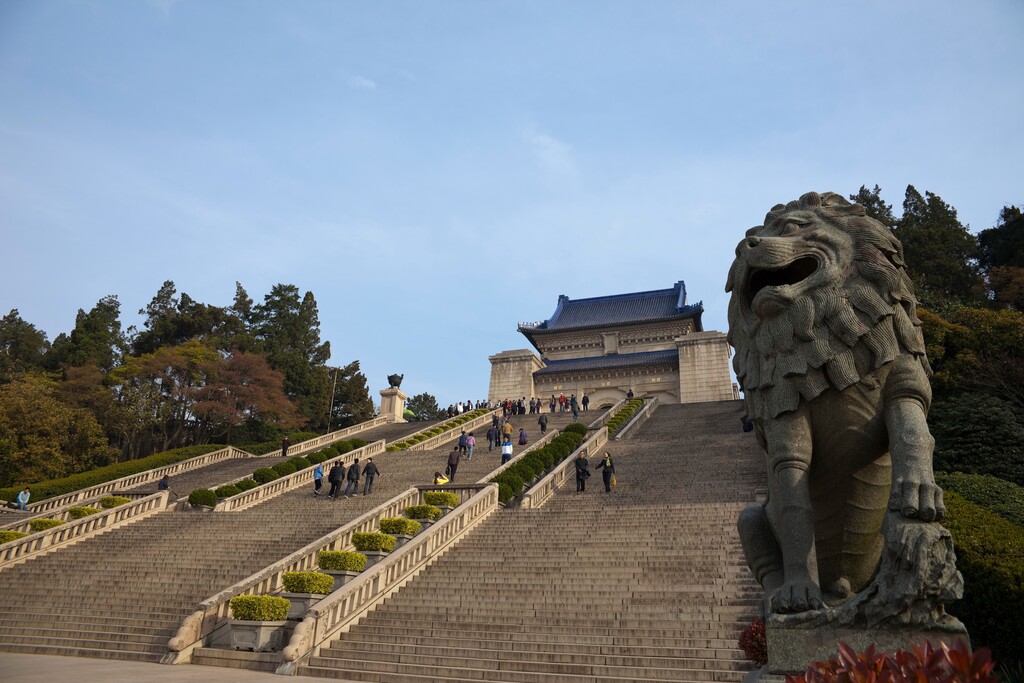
[[932, 392, 1024, 486], [404, 504, 442, 521], [287, 456, 311, 471], [351, 531, 396, 552], [942, 491, 1024, 660], [379, 517, 422, 535], [350, 439, 366, 449], [936, 471, 1024, 528], [29, 518, 64, 532], [234, 478, 258, 492], [229, 594, 290, 621], [386, 445, 401, 452], [0, 530, 29, 544], [67, 506, 102, 519], [337, 441, 354, 454], [281, 571, 334, 594], [215, 485, 242, 499], [0, 444, 222, 503], [497, 482, 514, 504], [188, 489, 217, 508], [493, 472, 524, 497], [98, 495, 132, 508], [318, 550, 367, 572], [253, 468, 279, 484], [272, 461, 296, 477], [423, 491, 459, 507], [306, 452, 326, 465], [563, 422, 588, 436]]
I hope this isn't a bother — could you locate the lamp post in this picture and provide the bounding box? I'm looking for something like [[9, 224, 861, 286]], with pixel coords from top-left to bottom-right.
[[326, 367, 339, 434]]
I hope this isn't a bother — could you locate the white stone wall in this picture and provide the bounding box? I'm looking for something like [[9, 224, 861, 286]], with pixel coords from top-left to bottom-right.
[[676, 332, 735, 403], [488, 350, 544, 403]]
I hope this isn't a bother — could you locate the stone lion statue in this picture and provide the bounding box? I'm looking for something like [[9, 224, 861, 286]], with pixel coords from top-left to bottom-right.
[[726, 191, 953, 618]]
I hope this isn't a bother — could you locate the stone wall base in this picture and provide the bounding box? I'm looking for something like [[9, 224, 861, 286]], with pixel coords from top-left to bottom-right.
[[767, 623, 970, 675]]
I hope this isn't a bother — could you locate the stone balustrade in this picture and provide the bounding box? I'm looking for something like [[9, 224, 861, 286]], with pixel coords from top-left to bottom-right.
[[586, 398, 627, 430], [263, 416, 390, 458], [213, 441, 386, 513], [404, 410, 498, 452], [0, 491, 153, 534], [0, 491, 170, 570], [613, 396, 659, 440], [520, 428, 609, 510], [22, 446, 246, 514], [276, 484, 499, 675]]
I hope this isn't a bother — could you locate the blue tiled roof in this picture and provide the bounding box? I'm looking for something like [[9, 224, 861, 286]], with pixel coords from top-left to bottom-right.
[[518, 281, 704, 346], [534, 349, 679, 376]]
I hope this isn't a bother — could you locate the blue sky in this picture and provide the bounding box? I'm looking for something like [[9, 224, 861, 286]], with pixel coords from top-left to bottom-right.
[[2, 1, 1022, 407]]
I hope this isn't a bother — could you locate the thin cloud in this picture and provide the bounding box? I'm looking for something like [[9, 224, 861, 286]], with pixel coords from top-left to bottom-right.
[[348, 75, 377, 90], [522, 126, 581, 191]]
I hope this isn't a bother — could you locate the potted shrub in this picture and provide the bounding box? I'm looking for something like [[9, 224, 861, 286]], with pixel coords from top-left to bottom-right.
[[280, 571, 334, 619], [0, 530, 29, 544], [404, 504, 442, 529], [422, 491, 459, 514], [29, 518, 65, 532], [67, 506, 102, 519], [351, 531, 396, 568], [228, 594, 290, 652], [188, 489, 217, 511], [379, 517, 423, 548], [317, 550, 367, 590], [98, 496, 131, 508]]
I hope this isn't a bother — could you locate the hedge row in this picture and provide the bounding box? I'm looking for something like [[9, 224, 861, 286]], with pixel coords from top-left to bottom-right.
[[942, 491, 1024, 661], [210, 438, 368, 499], [491, 427, 588, 504], [386, 410, 491, 451], [936, 471, 1024, 528], [606, 399, 645, 438], [0, 444, 223, 503], [318, 550, 367, 572]]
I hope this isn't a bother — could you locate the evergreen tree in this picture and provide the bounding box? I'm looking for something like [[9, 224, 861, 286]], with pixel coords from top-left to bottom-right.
[[47, 295, 125, 372], [326, 361, 375, 430], [894, 185, 982, 306], [0, 310, 50, 381], [406, 392, 445, 421], [849, 184, 896, 227]]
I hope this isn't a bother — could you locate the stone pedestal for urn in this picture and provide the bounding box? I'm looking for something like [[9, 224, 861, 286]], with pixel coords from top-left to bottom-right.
[[323, 570, 361, 592], [379, 388, 408, 423]]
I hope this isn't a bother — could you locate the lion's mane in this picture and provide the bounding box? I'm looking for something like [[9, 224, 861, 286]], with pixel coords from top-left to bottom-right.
[[727, 192, 930, 421]]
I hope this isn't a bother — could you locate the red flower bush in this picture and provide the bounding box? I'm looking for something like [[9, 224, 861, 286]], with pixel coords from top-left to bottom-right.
[[739, 619, 768, 666], [786, 639, 995, 683]]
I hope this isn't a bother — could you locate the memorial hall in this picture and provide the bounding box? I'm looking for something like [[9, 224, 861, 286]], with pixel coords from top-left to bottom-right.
[[488, 280, 738, 407]]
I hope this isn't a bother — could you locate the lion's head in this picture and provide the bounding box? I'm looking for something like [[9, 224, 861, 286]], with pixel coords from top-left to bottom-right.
[[726, 191, 930, 420]]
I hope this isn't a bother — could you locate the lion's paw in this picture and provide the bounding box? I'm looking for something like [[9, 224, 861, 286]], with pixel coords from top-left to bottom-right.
[[770, 580, 823, 614], [889, 477, 946, 522]]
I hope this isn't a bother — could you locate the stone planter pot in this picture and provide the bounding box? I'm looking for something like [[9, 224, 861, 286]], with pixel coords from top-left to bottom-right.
[[280, 592, 329, 620], [190, 505, 215, 512], [361, 550, 390, 569], [411, 518, 435, 530], [322, 569, 361, 592], [229, 619, 288, 652], [437, 505, 455, 516], [392, 533, 416, 549]]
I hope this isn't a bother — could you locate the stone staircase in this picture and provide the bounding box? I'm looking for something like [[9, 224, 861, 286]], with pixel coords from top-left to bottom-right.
[[298, 401, 765, 683], [0, 412, 576, 663]]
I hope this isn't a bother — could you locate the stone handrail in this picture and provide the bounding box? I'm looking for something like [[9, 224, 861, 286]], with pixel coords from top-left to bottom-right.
[[162, 486, 426, 663], [264, 416, 391, 458], [587, 398, 627, 430], [0, 491, 154, 534], [520, 428, 609, 510], [214, 441, 386, 513], [22, 446, 246, 514], [276, 484, 500, 675], [0, 491, 169, 570], [479, 428, 561, 483], [404, 410, 498, 452], [613, 396, 658, 440]]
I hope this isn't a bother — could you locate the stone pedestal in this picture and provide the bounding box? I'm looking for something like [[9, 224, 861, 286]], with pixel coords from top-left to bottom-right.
[[379, 388, 408, 423], [488, 350, 544, 404], [675, 331, 736, 403], [766, 622, 970, 675]]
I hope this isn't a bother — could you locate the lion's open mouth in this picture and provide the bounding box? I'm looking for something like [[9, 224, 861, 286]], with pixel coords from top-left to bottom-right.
[[746, 257, 819, 303]]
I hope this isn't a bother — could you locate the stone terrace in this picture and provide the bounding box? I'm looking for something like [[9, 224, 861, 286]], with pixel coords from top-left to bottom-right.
[[297, 401, 765, 683], [0, 412, 578, 663]]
